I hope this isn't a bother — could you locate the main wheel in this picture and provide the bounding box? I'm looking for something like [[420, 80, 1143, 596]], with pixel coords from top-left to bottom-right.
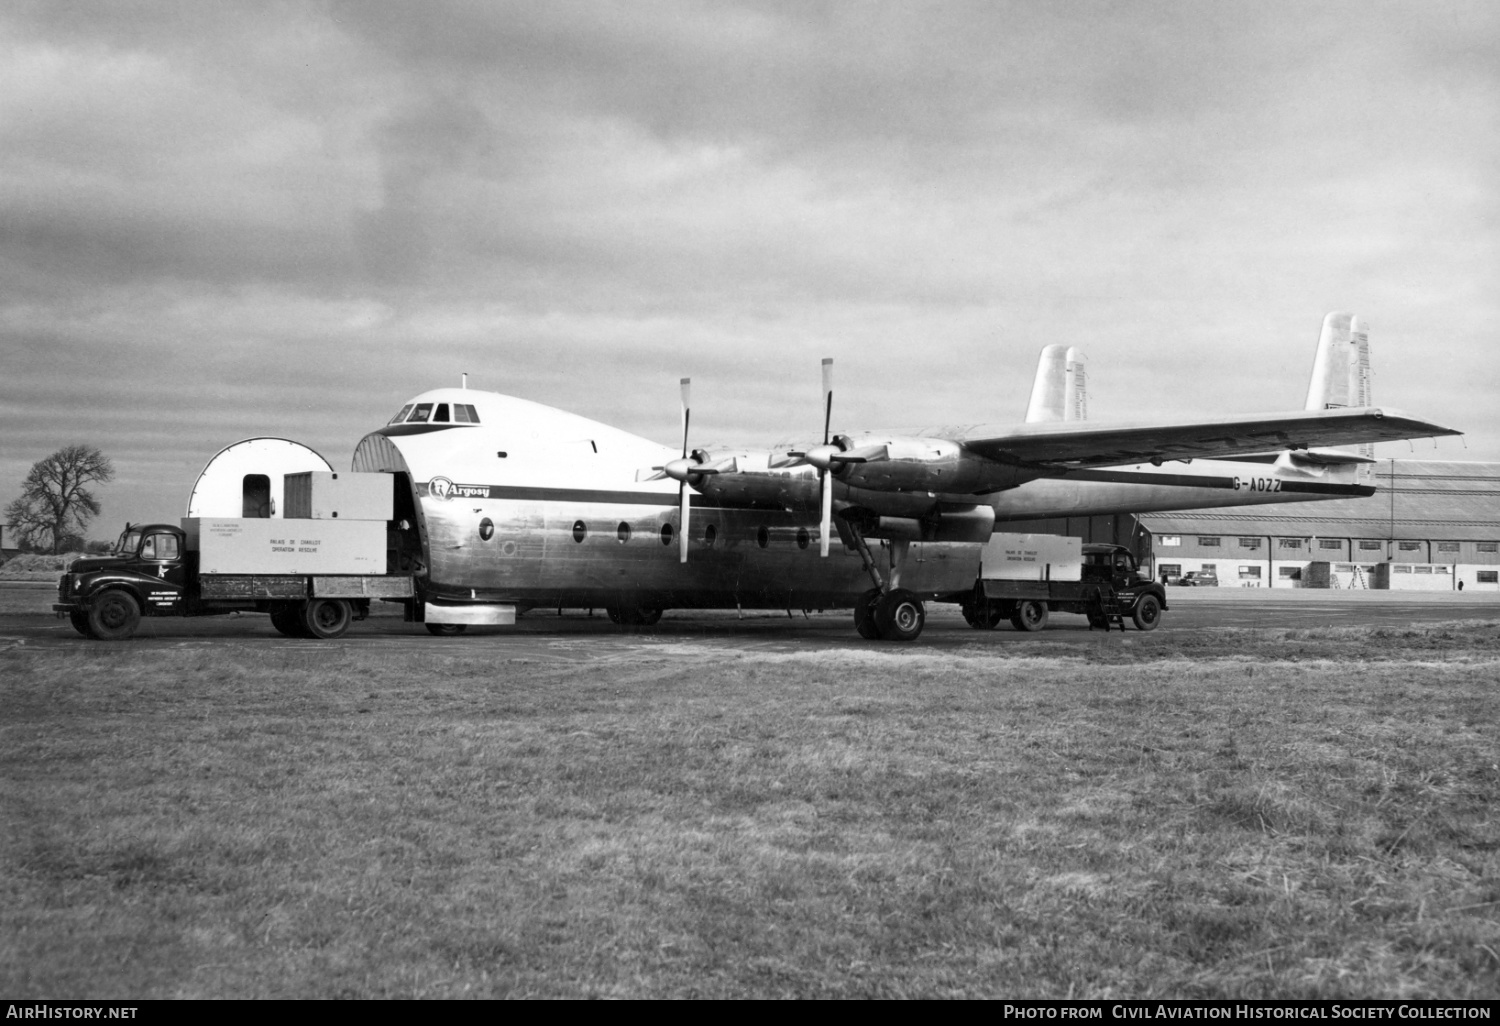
[[87, 590, 140, 640], [269, 604, 306, 637], [1010, 599, 1048, 632], [1131, 594, 1163, 632], [301, 598, 352, 640], [68, 608, 94, 638], [874, 588, 925, 643], [853, 587, 883, 640], [425, 623, 467, 636], [634, 606, 663, 626]]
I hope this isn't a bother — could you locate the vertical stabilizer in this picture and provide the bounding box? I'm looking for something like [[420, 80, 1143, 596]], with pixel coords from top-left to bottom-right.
[[1305, 311, 1373, 459], [1025, 345, 1088, 423]]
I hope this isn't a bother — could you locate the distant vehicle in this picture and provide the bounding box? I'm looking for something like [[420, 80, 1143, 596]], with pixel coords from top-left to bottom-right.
[[1178, 570, 1219, 587]]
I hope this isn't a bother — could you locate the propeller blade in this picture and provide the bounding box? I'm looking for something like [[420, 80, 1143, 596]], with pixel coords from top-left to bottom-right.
[[679, 377, 691, 563], [819, 467, 833, 557], [819, 358, 833, 556], [821, 358, 833, 445]]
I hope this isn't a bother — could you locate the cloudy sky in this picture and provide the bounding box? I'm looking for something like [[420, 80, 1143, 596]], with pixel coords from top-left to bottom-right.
[[4, 0, 1497, 532]]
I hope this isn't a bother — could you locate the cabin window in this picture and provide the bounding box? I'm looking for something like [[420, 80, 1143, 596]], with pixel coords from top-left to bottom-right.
[[659, 523, 674, 546], [757, 526, 770, 548], [616, 522, 632, 543], [796, 528, 810, 551], [389, 405, 414, 425], [478, 518, 494, 541], [407, 403, 433, 423], [572, 521, 587, 543], [142, 534, 178, 560], [704, 524, 717, 547], [434, 404, 450, 423]]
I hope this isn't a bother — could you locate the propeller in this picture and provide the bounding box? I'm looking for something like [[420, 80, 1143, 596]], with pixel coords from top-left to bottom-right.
[[676, 378, 691, 563]]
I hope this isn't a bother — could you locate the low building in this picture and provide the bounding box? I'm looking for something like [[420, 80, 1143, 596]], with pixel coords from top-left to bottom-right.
[[1135, 460, 1500, 590]]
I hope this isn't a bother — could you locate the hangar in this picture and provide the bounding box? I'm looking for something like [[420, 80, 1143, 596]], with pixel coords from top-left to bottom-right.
[[1137, 460, 1500, 591], [999, 461, 1500, 591]]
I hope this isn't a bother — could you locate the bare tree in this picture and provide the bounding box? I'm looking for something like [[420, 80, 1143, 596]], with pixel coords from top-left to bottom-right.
[[4, 445, 115, 554]]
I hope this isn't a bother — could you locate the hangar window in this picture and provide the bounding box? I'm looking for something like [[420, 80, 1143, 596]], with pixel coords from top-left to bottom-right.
[[389, 404, 414, 425], [1239, 566, 1262, 579], [1239, 538, 1262, 550], [572, 520, 587, 543], [407, 403, 434, 423], [1435, 565, 1450, 574], [757, 526, 770, 548], [660, 523, 674, 546], [1278, 539, 1303, 549], [1319, 539, 1343, 550], [1478, 542, 1498, 553], [1279, 567, 1301, 578], [1359, 540, 1383, 551], [1414, 565, 1432, 574], [796, 528, 810, 550], [1159, 536, 1181, 547], [1393, 565, 1412, 573], [1198, 537, 1220, 547], [1437, 542, 1459, 552], [1399, 541, 1422, 551], [1478, 571, 1498, 584], [616, 522, 632, 543]]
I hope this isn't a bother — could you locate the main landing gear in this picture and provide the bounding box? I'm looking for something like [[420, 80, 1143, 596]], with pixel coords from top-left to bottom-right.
[[847, 525, 927, 643]]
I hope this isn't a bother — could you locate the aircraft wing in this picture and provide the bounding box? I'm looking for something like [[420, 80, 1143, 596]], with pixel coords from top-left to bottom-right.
[[957, 407, 1460, 468]]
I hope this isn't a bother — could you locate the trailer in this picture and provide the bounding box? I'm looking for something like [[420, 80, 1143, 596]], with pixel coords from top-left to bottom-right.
[[54, 470, 414, 640], [957, 533, 1168, 632]]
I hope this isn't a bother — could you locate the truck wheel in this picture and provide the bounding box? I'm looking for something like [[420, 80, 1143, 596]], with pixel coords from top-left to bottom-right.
[[269, 604, 307, 637], [853, 587, 883, 640], [87, 590, 141, 640], [426, 623, 467, 636], [1131, 594, 1162, 632], [68, 609, 94, 638], [875, 588, 925, 642], [301, 598, 352, 640], [1010, 600, 1048, 632]]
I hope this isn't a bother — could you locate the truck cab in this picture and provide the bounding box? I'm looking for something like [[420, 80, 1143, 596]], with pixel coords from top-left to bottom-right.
[[55, 524, 192, 637]]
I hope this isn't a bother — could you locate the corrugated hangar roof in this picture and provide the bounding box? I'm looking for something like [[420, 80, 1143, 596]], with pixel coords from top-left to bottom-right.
[[1138, 460, 1500, 541]]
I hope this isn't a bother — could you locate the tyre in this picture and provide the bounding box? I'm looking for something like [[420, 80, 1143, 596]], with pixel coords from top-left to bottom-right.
[[977, 601, 1006, 630], [1010, 599, 1048, 632], [301, 598, 352, 640], [874, 588, 925, 642], [68, 608, 94, 638], [853, 587, 883, 640], [1131, 594, 1162, 632], [269, 604, 306, 637], [425, 623, 467, 636], [87, 590, 141, 640]]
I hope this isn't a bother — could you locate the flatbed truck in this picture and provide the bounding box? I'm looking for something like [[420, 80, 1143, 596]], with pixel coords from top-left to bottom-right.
[[958, 533, 1168, 632]]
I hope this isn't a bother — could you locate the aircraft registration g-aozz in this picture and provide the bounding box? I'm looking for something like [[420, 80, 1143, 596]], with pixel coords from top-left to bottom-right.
[[343, 312, 1457, 641]]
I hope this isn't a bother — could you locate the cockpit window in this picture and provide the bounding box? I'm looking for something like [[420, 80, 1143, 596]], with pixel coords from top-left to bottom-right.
[[434, 404, 450, 423], [454, 404, 480, 424], [389, 404, 414, 425], [407, 403, 434, 423]]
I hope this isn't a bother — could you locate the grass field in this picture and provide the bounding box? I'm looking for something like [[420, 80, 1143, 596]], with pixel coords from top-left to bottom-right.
[[3, 621, 1498, 998]]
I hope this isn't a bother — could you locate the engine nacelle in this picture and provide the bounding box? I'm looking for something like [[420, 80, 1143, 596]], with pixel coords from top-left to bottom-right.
[[830, 434, 1037, 494]]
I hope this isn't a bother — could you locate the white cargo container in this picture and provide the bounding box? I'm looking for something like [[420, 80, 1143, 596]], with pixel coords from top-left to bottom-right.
[[184, 517, 386, 575], [283, 471, 393, 521], [979, 532, 1082, 581]]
